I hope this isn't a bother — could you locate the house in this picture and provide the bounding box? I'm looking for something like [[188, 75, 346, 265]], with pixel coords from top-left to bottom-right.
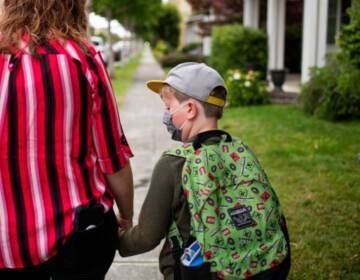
[[244, 0, 352, 83], [180, 0, 353, 84]]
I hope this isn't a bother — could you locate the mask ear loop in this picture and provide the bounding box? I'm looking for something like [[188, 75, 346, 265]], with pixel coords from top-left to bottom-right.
[[178, 119, 188, 130], [170, 102, 189, 142], [170, 101, 189, 116], [173, 102, 189, 130]]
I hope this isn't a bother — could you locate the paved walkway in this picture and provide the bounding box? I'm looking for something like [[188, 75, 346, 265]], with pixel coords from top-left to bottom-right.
[[105, 46, 175, 280]]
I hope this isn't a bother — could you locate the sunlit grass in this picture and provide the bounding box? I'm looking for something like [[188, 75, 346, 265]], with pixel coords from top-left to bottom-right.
[[220, 105, 360, 280], [111, 53, 143, 107]]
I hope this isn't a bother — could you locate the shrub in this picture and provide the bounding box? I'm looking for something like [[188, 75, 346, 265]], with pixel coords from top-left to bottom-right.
[[338, 0, 360, 68], [181, 42, 202, 55], [300, 57, 360, 121], [226, 69, 269, 107], [153, 40, 170, 61], [209, 24, 267, 79], [160, 52, 207, 68], [301, 0, 360, 121]]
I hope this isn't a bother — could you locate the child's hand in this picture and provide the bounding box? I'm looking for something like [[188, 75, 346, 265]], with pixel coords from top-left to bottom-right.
[[117, 216, 133, 230]]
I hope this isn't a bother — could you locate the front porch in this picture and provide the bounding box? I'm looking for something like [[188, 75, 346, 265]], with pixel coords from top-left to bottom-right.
[[243, 0, 352, 84], [269, 73, 301, 104]]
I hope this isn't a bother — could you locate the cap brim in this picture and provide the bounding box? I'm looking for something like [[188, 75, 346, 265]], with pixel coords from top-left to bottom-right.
[[146, 80, 166, 94]]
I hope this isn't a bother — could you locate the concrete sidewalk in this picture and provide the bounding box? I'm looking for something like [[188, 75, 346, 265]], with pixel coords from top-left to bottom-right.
[[105, 46, 175, 280]]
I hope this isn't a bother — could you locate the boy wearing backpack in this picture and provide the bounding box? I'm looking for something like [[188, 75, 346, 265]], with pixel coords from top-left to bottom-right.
[[117, 62, 291, 280]]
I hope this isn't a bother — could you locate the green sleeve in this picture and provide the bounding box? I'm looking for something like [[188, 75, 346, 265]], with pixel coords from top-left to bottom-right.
[[118, 155, 177, 257]]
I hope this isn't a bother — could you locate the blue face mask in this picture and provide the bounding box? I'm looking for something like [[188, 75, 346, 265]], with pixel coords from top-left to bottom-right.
[[162, 103, 188, 142]]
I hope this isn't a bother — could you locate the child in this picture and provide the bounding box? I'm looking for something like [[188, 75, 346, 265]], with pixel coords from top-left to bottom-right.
[[118, 62, 291, 280]]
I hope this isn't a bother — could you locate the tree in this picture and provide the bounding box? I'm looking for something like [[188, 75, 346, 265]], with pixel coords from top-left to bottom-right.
[[93, 0, 161, 35], [87, 0, 93, 36], [152, 4, 181, 50], [93, 0, 161, 77], [92, 0, 122, 78]]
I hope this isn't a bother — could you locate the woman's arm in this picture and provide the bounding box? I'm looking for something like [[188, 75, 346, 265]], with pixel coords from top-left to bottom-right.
[[90, 50, 135, 223], [105, 161, 134, 223]]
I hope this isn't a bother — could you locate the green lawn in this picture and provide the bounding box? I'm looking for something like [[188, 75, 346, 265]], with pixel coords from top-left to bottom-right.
[[220, 105, 360, 280], [111, 53, 143, 106]]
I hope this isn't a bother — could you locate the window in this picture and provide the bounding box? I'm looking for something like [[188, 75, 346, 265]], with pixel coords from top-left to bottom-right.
[[327, 0, 352, 45], [327, 0, 339, 45]]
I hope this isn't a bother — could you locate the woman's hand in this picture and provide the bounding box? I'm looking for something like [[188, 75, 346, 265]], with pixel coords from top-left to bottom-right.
[[117, 216, 133, 230]]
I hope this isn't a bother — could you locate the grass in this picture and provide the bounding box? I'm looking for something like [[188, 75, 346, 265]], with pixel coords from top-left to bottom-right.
[[219, 105, 360, 279], [111, 53, 143, 106]]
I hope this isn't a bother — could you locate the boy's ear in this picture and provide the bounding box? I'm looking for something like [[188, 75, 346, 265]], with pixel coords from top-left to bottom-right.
[[186, 100, 199, 120]]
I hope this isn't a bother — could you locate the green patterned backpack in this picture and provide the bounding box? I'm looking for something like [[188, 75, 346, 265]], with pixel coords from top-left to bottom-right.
[[165, 132, 289, 279]]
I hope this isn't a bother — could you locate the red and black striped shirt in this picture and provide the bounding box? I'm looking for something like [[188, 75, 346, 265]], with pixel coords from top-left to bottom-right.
[[0, 38, 133, 268]]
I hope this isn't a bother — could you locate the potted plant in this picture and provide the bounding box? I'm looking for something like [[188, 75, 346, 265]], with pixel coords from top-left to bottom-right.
[[270, 69, 287, 92]]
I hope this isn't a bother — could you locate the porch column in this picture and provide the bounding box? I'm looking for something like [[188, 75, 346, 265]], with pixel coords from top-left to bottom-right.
[[267, 0, 286, 70], [202, 10, 216, 56], [203, 36, 212, 56], [243, 0, 260, 29], [301, 0, 329, 83]]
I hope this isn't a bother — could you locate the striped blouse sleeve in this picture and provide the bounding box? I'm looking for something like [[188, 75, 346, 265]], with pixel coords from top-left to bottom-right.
[[89, 52, 133, 173]]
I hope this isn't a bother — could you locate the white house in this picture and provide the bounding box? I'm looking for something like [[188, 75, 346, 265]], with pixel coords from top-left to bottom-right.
[[243, 0, 353, 83], [179, 0, 353, 84]]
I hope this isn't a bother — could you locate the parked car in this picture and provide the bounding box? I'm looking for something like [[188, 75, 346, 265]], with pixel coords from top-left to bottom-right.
[[90, 36, 109, 65], [112, 41, 124, 62]]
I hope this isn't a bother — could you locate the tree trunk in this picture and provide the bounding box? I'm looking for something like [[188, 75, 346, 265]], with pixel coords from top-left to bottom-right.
[[87, 0, 92, 37], [106, 8, 115, 79]]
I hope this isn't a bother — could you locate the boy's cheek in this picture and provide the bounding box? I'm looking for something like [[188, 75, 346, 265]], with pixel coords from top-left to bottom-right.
[[172, 114, 185, 127]]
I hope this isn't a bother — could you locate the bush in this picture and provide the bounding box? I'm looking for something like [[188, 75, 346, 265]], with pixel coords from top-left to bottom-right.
[[338, 0, 360, 68], [300, 57, 360, 121], [153, 40, 170, 61], [160, 52, 207, 68], [301, 1, 360, 121], [209, 24, 267, 79], [181, 42, 202, 55], [226, 69, 269, 107]]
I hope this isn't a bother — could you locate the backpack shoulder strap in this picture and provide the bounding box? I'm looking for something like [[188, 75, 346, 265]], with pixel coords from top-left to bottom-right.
[[165, 144, 193, 257], [168, 221, 183, 249], [165, 143, 195, 158]]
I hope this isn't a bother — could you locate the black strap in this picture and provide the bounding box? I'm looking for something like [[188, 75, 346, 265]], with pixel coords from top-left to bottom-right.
[[192, 130, 232, 150], [171, 236, 183, 280]]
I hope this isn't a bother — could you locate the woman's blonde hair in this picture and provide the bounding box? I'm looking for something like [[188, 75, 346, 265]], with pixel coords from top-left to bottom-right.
[[0, 0, 88, 54]]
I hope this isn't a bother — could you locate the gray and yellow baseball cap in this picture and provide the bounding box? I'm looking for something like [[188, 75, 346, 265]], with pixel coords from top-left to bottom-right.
[[146, 62, 227, 107]]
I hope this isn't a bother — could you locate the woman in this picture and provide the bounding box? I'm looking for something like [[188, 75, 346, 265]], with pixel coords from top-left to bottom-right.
[[0, 1, 134, 279]]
